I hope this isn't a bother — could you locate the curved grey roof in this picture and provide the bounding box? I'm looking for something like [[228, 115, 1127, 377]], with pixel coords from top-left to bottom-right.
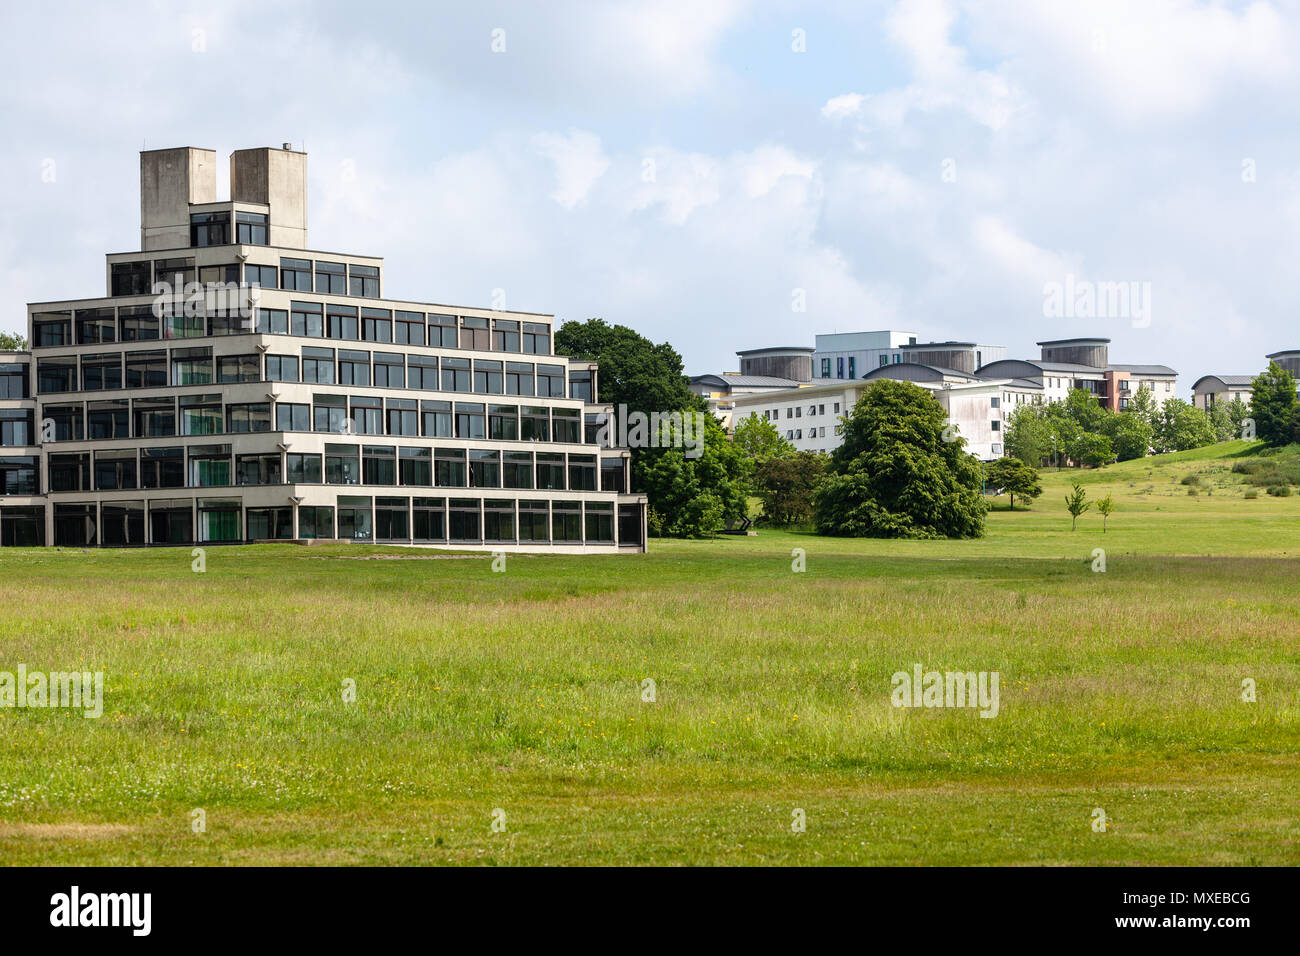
[[690, 373, 803, 389], [863, 362, 976, 382], [1191, 374, 1254, 389], [1108, 364, 1177, 375]]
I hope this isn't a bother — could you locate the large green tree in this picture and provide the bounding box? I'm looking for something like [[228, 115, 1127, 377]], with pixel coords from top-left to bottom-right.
[[1153, 398, 1215, 453], [1100, 409, 1153, 461], [1004, 404, 1053, 468], [640, 413, 752, 538], [815, 380, 987, 538], [0, 331, 26, 351], [554, 318, 701, 416], [731, 412, 794, 462], [754, 451, 827, 526], [1249, 361, 1298, 445]]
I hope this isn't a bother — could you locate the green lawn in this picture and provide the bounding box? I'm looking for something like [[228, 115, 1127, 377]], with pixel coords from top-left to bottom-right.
[[1, 440, 1297, 865]]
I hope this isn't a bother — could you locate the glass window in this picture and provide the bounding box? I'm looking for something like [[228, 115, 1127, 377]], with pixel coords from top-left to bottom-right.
[[455, 402, 485, 440], [503, 451, 532, 489], [44, 404, 84, 442], [286, 453, 322, 484], [395, 311, 425, 346], [412, 497, 445, 541], [448, 498, 480, 542], [459, 316, 489, 351], [81, 352, 122, 391], [111, 262, 152, 297], [245, 264, 277, 288], [551, 501, 582, 543], [189, 445, 232, 488], [76, 308, 116, 345], [140, 447, 185, 489], [119, 305, 160, 342], [149, 498, 194, 544], [276, 402, 310, 432], [86, 400, 129, 440], [474, 360, 503, 394], [435, 448, 466, 487], [469, 449, 499, 488], [568, 454, 597, 491], [492, 319, 520, 352], [600, 457, 626, 493], [375, 496, 408, 539], [315, 260, 347, 295], [325, 444, 361, 485], [521, 406, 549, 442], [421, 400, 452, 438], [247, 507, 293, 540], [218, 354, 260, 384], [313, 393, 348, 434], [179, 393, 223, 436], [0, 409, 34, 447], [133, 397, 175, 438], [48, 453, 90, 492], [537, 364, 565, 398], [441, 357, 471, 392], [399, 446, 431, 486], [33, 311, 72, 348], [154, 257, 196, 291], [338, 349, 370, 386], [522, 322, 550, 355], [0, 456, 40, 496], [282, 259, 314, 292], [536, 453, 565, 490], [373, 352, 404, 389], [266, 355, 299, 382], [362, 445, 396, 486], [125, 350, 166, 388], [569, 369, 593, 402], [327, 304, 359, 340], [337, 495, 372, 539], [226, 402, 271, 433], [488, 404, 518, 441], [552, 408, 580, 443], [236, 212, 269, 245], [428, 313, 457, 348], [585, 502, 614, 542], [53, 503, 97, 547], [349, 264, 380, 298], [386, 398, 418, 436], [484, 499, 514, 542], [517, 500, 549, 542], [171, 347, 213, 386], [350, 396, 382, 435], [505, 362, 534, 396], [361, 308, 392, 343], [236, 453, 282, 486], [298, 506, 334, 539], [191, 211, 230, 246], [408, 354, 437, 390], [291, 301, 323, 337], [197, 498, 242, 543], [37, 358, 76, 393], [302, 346, 335, 384]]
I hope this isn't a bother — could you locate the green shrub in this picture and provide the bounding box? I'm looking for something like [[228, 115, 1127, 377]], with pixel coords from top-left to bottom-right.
[[1267, 484, 1292, 497], [1187, 487, 1198, 496], [1244, 489, 1259, 499], [1180, 474, 1201, 485], [1232, 460, 1264, 475]]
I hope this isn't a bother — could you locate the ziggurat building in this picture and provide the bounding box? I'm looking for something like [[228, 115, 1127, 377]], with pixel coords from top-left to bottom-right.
[[0, 146, 647, 552]]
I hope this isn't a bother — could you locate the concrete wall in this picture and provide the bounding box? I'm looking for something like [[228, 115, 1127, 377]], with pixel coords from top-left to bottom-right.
[[230, 147, 308, 248], [140, 148, 216, 251]]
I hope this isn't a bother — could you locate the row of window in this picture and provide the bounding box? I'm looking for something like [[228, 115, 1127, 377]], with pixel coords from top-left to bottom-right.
[[761, 400, 842, 423], [2, 499, 643, 548], [786, 427, 830, 441], [37, 445, 626, 494], [110, 253, 377, 299], [32, 300, 553, 355], [39, 397, 594, 445], [190, 211, 269, 248], [33, 347, 582, 399]]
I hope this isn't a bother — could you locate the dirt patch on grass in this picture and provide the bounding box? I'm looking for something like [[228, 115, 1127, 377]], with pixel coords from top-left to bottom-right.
[[0, 822, 136, 839]]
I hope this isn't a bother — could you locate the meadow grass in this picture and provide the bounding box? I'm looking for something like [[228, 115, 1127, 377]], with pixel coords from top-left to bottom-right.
[[0, 440, 1297, 865]]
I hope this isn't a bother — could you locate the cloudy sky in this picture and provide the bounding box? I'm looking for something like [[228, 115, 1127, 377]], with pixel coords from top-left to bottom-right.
[[2, 0, 1298, 386]]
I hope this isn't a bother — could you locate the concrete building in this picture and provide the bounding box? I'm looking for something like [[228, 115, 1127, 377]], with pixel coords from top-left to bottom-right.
[[730, 373, 1018, 461], [974, 338, 1176, 411], [1191, 375, 1254, 411], [812, 331, 1007, 381], [1265, 349, 1300, 378], [1, 145, 645, 552]]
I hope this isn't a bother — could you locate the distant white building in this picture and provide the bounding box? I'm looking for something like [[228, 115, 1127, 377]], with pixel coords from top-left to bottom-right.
[[729, 374, 1018, 461], [812, 331, 1007, 381], [1191, 374, 1254, 411]]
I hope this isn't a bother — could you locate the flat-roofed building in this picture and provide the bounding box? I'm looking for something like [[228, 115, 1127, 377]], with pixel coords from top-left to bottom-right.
[[2, 145, 645, 552]]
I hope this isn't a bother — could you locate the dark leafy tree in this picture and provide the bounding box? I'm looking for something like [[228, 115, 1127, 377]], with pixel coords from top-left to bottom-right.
[[755, 451, 826, 526], [984, 457, 1042, 510], [1249, 361, 1298, 446]]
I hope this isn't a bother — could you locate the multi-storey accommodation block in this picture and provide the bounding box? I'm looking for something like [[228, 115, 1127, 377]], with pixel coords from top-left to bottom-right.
[[0, 145, 646, 552]]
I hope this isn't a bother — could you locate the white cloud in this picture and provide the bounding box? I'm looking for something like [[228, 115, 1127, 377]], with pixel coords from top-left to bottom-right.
[[533, 130, 611, 209]]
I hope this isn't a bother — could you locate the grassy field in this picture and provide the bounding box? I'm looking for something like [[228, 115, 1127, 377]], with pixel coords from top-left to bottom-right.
[[1, 440, 1297, 865]]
